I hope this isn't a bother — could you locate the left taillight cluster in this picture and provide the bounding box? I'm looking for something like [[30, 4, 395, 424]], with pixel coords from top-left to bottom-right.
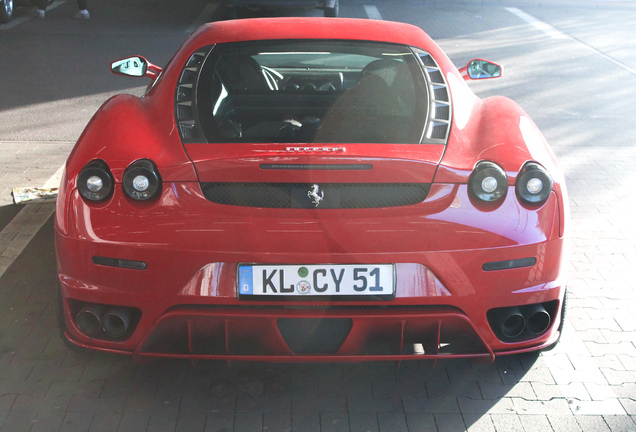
[[78, 159, 161, 202], [469, 160, 553, 206], [77, 160, 114, 202]]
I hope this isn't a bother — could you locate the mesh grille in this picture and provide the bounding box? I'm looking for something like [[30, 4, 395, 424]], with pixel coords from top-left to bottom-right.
[[200, 183, 430, 209]]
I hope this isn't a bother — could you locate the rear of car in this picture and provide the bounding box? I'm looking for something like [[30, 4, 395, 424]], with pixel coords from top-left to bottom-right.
[[55, 19, 568, 363]]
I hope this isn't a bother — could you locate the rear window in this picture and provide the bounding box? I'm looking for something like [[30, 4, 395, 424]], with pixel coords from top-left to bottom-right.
[[183, 40, 429, 144]]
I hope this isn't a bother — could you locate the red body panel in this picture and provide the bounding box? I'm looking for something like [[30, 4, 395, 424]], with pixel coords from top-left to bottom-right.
[[55, 18, 569, 362]]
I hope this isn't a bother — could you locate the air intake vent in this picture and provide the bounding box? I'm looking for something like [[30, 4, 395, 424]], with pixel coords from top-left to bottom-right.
[[415, 52, 452, 144], [429, 122, 449, 140], [427, 69, 444, 84], [178, 122, 196, 140], [175, 46, 214, 143], [200, 183, 430, 209], [433, 103, 450, 119], [176, 85, 193, 102], [432, 85, 449, 102]]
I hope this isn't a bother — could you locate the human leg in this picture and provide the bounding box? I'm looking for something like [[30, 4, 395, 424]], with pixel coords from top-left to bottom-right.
[[36, 0, 47, 17], [75, 0, 89, 19]]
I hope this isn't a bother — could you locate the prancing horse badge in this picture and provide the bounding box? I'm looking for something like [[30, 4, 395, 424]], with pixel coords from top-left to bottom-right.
[[307, 184, 324, 207]]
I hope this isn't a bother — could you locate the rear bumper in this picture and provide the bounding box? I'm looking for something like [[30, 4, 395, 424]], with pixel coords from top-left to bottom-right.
[[57, 251, 566, 362], [61, 305, 563, 363], [56, 182, 568, 362]]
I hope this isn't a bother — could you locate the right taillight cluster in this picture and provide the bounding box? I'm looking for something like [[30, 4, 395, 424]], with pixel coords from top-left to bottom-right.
[[515, 162, 553, 204], [77, 158, 162, 203], [469, 160, 553, 206]]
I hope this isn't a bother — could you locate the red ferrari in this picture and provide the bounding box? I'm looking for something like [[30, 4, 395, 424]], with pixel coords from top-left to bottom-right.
[[55, 18, 569, 363]]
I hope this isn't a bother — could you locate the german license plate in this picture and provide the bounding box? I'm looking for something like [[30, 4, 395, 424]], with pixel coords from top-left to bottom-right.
[[238, 264, 395, 299]]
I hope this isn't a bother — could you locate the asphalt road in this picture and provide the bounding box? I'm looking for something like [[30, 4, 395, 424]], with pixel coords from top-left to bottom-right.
[[1, 1, 636, 431]]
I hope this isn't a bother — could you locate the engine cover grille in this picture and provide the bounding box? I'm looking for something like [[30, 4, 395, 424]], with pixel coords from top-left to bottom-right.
[[200, 183, 430, 209]]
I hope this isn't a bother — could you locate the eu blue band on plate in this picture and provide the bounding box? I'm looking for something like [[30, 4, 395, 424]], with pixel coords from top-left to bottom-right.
[[239, 266, 254, 295]]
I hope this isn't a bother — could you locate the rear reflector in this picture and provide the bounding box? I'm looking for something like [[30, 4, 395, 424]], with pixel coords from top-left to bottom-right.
[[93, 256, 147, 270], [482, 257, 536, 271]]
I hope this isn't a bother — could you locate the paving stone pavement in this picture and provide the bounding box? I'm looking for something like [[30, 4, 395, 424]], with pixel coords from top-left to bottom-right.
[[0, 141, 74, 208]]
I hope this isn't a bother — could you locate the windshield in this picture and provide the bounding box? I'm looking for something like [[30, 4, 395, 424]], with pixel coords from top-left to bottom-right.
[[192, 40, 429, 144]]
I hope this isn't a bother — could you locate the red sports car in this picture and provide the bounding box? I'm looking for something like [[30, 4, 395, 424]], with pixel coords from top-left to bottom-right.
[[55, 18, 569, 363]]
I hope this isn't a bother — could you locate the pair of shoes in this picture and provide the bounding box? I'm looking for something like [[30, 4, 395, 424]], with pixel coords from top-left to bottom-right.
[[35, 8, 45, 19], [75, 9, 90, 19]]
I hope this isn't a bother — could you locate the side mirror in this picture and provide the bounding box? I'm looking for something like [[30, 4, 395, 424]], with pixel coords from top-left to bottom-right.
[[459, 59, 503, 81], [111, 56, 148, 77], [111, 56, 162, 80]]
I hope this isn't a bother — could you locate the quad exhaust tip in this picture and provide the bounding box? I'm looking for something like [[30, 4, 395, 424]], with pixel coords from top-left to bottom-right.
[[526, 304, 551, 335], [488, 301, 555, 342], [75, 305, 104, 337], [499, 307, 526, 339], [73, 303, 138, 340], [102, 308, 132, 338]]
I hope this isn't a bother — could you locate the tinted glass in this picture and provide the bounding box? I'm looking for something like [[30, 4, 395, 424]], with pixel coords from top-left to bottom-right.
[[196, 40, 428, 144]]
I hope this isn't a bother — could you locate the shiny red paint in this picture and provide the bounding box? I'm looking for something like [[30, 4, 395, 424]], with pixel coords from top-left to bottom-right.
[[55, 18, 569, 362], [185, 143, 445, 183]]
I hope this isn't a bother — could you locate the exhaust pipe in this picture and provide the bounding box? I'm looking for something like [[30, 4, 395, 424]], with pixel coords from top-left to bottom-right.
[[526, 304, 551, 335], [498, 307, 526, 339], [102, 307, 132, 338], [75, 305, 104, 336]]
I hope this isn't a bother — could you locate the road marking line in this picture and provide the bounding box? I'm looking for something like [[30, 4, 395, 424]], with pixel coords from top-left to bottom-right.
[[0, 164, 62, 279], [0, 203, 56, 279], [506, 7, 636, 76], [505, 7, 567, 39], [43, 164, 65, 189], [0, 16, 30, 30], [364, 5, 383, 20], [186, 2, 219, 35], [46, 0, 66, 11], [0, 1, 66, 30]]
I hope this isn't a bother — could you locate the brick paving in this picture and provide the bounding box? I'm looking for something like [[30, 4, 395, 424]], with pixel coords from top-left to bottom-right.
[[0, 141, 74, 207]]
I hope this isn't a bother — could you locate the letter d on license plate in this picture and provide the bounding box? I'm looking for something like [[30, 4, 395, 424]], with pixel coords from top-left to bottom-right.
[[238, 264, 395, 299]]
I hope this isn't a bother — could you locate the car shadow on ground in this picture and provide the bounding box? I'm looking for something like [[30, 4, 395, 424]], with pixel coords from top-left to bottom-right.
[[0, 205, 23, 232]]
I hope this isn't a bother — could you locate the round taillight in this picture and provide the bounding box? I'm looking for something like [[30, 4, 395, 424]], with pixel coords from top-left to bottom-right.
[[77, 160, 114, 202], [122, 159, 161, 201], [516, 162, 553, 205], [469, 161, 508, 202]]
